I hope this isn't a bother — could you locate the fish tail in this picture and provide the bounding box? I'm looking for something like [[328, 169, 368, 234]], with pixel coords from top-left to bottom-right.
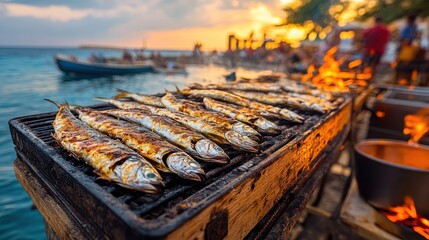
[[113, 88, 131, 99], [45, 99, 70, 109]]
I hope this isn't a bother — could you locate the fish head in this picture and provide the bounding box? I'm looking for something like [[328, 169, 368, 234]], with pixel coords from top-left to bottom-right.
[[166, 152, 206, 181], [254, 118, 281, 135], [195, 139, 229, 164], [279, 109, 304, 123], [117, 156, 164, 193], [232, 122, 261, 141], [310, 103, 326, 114], [225, 131, 260, 153]]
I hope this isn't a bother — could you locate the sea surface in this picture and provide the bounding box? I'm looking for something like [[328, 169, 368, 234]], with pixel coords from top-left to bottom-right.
[[0, 47, 269, 239]]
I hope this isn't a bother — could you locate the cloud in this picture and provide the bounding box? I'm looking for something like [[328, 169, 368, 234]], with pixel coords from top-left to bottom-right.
[[1, 3, 137, 22], [0, 0, 289, 50]]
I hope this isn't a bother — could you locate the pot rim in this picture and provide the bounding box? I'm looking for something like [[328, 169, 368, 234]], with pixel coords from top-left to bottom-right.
[[355, 139, 429, 173]]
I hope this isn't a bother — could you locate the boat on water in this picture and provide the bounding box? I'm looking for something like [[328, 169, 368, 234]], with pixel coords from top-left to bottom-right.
[[54, 54, 156, 75]]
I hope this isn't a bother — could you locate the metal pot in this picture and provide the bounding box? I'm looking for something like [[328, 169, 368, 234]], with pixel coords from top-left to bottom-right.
[[354, 139, 429, 218]]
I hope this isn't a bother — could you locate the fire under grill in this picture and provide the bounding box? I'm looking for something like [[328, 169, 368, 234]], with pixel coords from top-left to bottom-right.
[[10, 94, 352, 239]]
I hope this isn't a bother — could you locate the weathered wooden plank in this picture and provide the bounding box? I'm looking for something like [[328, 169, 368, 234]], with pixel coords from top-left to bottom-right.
[[14, 158, 88, 240], [167, 100, 352, 239], [340, 180, 399, 240]]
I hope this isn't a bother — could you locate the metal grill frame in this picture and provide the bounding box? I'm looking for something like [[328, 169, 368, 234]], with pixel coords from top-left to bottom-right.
[[10, 97, 352, 239]]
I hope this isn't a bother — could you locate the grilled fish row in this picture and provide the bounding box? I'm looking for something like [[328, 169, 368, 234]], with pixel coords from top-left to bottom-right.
[[95, 98, 260, 153], [178, 88, 305, 123], [114, 89, 281, 135], [72, 106, 206, 181], [230, 90, 333, 113], [47, 100, 164, 193], [190, 81, 336, 101]]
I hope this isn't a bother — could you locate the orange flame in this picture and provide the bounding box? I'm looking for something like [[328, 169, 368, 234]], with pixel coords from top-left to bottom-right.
[[348, 59, 362, 69], [403, 107, 429, 144], [382, 197, 429, 239], [303, 46, 371, 92]]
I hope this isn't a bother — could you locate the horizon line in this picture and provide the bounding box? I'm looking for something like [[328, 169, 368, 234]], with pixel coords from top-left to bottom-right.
[[0, 44, 196, 51]]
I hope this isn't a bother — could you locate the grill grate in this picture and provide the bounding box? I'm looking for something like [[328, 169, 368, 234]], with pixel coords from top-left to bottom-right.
[[10, 97, 350, 239]]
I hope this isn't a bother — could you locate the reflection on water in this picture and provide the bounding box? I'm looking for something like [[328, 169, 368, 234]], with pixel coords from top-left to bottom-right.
[[0, 47, 267, 239]]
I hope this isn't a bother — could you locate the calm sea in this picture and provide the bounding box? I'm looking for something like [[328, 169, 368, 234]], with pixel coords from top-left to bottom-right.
[[0, 47, 269, 239]]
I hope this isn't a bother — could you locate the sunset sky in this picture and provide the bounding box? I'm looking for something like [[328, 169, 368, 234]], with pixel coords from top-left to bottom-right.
[[0, 0, 293, 50]]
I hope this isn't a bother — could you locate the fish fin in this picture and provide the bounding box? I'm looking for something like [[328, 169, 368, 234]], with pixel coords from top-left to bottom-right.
[[175, 85, 181, 93], [95, 171, 112, 181], [176, 86, 190, 95], [50, 133, 62, 147], [44, 99, 62, 109], [93, 97, 111, 104], [113, 88, 131, 99]]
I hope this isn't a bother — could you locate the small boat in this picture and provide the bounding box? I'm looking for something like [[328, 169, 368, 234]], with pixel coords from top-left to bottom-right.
[[54, 54, 156, 75]]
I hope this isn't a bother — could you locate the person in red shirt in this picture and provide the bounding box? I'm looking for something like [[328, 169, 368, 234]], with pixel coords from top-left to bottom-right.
[[362, 17, 390, 73]]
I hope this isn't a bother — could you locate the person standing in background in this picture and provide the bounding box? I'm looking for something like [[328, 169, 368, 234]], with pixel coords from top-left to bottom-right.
[[361, 17, 390, 74], [400, 15, 418, 45]]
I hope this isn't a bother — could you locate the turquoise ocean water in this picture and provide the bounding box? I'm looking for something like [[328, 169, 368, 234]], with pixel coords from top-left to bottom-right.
[[0, 47, 267, 239]]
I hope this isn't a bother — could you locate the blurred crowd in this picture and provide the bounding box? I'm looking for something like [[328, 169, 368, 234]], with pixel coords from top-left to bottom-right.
[[219, 15, 428, 82]]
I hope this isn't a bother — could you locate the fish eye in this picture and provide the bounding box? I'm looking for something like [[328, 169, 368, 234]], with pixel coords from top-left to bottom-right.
[[146, 172, 156, 178]]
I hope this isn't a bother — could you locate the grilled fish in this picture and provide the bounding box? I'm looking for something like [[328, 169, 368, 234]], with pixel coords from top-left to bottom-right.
[[133, 104, 259, 153], [178, 89, 304, 123], [46, 100, 164, 193], [281, 85, 335, 101], [72, 106, 205, 181], [162, 92, 261, 141], [203, 98, 280, 135], [114, 89, 164, 108], [190, 82, 282, 92], [230, 90, 330, 113], [101, 108, 229, 164]]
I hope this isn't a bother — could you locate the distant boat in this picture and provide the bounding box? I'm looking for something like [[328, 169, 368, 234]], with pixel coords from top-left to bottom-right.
[[54, 54, 156, 75]]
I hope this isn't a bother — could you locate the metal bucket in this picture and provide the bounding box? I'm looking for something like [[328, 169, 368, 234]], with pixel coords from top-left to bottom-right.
[[355, 139, 429, 218]]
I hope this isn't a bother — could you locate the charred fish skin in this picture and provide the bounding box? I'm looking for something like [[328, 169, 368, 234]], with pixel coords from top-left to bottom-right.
[[203, 98, 280, 135], [135, 104, 260, 153], [114, 89, 165, 108], [102, 109, 230, 164], [73, 106, 206, 181], [189, 82, 282, 92], [179, 89, 304, 123], [230, 90, 328, 113], [46, 100, 164, 193], [162, 92, 261, 141]]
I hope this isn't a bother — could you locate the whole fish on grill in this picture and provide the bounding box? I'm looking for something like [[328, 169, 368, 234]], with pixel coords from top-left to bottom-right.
[[190, 82, 282, 92], [45, 100, 164, 193], [203, 97, 280, 135], [72, 106, 205, 181], [114, 89, 164, 108], [161, 92, 261, 140], [132, 104, 260, 153], [178, 89, 304, 123], [99, 107, 229, 164], [230, 90, 330, 113], [281, 85, 335, 101]]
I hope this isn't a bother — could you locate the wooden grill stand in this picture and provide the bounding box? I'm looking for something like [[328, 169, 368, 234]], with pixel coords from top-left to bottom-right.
[[12, 99, 352, 239]]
